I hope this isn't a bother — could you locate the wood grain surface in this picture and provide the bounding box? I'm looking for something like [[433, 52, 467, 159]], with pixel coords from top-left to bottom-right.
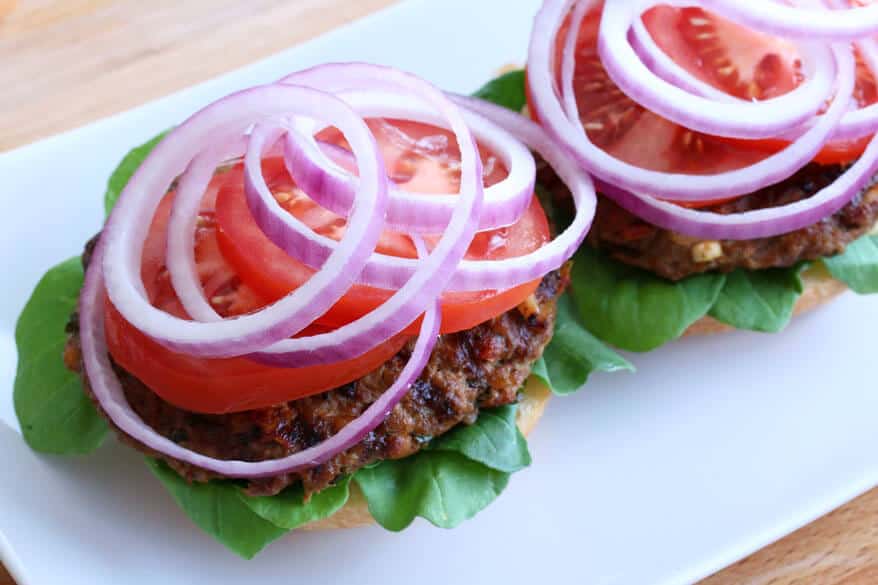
[[1, 1, 876, 584]]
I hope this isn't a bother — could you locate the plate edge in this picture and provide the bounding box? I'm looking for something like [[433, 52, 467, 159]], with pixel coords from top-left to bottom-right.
[[0, 530, 32, 585]]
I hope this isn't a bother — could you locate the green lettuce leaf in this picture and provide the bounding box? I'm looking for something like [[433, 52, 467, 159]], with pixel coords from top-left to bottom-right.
[[472, 69, 527, 112], [822, 234, 878, 293], [428, 404, 530, 472], [104, 131, 168, 216], [13, 257, 108, 454], [354, 404, 525, 531], [708, 266, 806, 333], [239, 477, 351, 530], [354, 452, 509, 532], [532, 294, 633, 394], [569, 246, 727, 352], [146, 460, 287, 559]]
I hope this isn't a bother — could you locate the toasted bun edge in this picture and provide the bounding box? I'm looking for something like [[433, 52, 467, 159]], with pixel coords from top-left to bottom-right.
[[684, 265, 848, 337]]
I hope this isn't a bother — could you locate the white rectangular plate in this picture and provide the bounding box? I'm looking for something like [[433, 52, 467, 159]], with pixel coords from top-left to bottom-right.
[[1, 1, 876, 584]]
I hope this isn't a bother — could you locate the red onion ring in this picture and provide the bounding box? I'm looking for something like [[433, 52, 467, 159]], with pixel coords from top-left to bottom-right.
[[282, 92, 536, 234], [697, 0, 878, 40], [80, 235, 441, 478], [217, 64, 588, 295], [529, 0, 856, 206], [597, 128, 878, 239], [102, 84, 389, 360], [240, 64, 484, 366], [244, 98, 596, 294], [598, 0, 838, 140]]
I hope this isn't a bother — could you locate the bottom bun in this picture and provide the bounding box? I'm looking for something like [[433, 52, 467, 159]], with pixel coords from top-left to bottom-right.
[[302, 377, 552, 531], [684, 264, 848, 337]]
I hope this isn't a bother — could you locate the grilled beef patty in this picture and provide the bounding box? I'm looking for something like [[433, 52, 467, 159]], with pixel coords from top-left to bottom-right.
[[541, 162, 878, 281], [66, 245, 568, 497]]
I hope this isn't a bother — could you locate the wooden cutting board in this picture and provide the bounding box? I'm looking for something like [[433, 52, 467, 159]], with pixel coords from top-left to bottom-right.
[[1, 1, 876, 583]]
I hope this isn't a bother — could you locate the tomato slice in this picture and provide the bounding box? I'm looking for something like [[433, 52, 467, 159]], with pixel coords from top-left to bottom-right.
[[215, 119, 552, 335], [105, 301, 407, 414], [104, 175, 408, 414]]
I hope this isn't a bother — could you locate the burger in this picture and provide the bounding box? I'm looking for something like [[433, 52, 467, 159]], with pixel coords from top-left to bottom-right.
[[13, 63, 606, 557], [523, 0, 878, 352]]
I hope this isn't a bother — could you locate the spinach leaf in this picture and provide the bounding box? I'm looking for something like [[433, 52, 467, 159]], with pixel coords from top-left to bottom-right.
[[429, 404, 530, 472], [354, 403, 526, 531], [104, 131, 168, 216], [239, 477, 351, 530], [354, 451, 509, 532], [532, 294, 633, 394], [146, 460, 287, 559], [822, 234, 878, 294], [472, 69, 527, 112], [569, 246, 726, 352], [13, 257, 108, 454], [708, 266, 806, 333]]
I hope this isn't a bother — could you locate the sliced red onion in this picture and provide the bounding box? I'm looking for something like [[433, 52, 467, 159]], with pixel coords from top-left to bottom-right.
[[529, 0, 855, 203], [80, 235, 441, 478], [697, 0, 878, 40], [242, 64, 484, 366], [226, 63, 590, 294], [598, 0, 838, 140], [598, 129, 878, 239], [282, 91, 536, 234], [243, 93, 596, 294], [101, 84, 389, 359]]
